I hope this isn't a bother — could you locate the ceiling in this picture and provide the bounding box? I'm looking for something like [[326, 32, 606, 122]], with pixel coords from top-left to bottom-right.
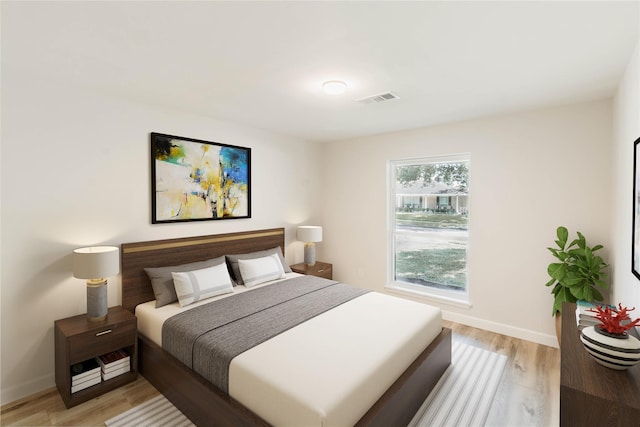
[[3, 1, 639, 142]]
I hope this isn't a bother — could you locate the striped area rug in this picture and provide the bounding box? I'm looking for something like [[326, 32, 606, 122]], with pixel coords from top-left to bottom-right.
[[106, 342, 506, 427], [409, 342, 508, 427], [105, 394, 194, 427]]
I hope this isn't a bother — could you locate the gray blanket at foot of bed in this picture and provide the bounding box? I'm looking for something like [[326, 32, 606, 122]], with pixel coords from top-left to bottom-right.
[[162, 275, 369, 392]]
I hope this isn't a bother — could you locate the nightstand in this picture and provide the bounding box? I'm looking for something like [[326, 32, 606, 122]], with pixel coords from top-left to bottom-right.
[[290, 261, 333, 280], [54, 306, 137, 408]]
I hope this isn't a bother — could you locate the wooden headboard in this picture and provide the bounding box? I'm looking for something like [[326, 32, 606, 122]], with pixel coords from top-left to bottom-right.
[[121, 228, 286, 313]]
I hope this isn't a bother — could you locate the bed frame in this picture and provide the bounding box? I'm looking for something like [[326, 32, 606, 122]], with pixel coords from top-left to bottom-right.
[[121, 227, 451, 427]]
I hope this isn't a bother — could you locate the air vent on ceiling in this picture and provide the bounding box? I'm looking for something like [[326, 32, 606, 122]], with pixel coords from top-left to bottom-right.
[[356, 92, 400, 104]]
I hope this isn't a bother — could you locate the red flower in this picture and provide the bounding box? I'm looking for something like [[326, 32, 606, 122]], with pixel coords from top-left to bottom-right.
[[588, 303, 640, 335]]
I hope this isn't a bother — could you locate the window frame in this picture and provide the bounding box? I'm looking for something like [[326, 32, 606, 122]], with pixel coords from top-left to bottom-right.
[[386, 153, 471, 307]]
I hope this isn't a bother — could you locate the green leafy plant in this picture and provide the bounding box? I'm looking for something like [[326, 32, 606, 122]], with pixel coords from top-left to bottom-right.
[[545, 226, 608, 316]]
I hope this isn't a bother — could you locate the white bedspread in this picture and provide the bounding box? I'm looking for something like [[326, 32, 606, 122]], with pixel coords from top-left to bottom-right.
[[136, 275, 442, 427]]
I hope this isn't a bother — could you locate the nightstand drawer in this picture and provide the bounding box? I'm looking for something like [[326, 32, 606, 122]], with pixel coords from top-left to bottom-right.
[[313, 264, 332, 279], [68, 321, 135, 364], [290, 262, 333, 280]]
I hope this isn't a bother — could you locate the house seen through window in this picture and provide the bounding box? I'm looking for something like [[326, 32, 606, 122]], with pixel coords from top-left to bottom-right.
[[387, 154, 470, 304]]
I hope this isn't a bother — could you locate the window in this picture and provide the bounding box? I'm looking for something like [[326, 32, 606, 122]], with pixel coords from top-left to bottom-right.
[[387, 154, 470, 305]]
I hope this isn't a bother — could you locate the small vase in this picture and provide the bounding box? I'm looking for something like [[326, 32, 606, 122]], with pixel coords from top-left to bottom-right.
[[580, 326, 640, 370]]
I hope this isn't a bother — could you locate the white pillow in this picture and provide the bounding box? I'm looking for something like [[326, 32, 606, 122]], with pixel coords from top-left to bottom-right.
[[238, 253, 286, 288], [171, 263, 233, 307]]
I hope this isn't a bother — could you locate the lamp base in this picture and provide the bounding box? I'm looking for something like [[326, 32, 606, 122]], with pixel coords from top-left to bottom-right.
[[304, 243, 316, 266], [87, 279, 108, 322]]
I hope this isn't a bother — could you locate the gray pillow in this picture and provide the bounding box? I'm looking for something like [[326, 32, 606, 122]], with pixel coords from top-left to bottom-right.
[[144, 256, 227, 307], [226, 247, 291, 286]]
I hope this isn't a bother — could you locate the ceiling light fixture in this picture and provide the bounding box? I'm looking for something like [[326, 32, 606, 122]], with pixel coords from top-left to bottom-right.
[[322, 80, 347, 95]]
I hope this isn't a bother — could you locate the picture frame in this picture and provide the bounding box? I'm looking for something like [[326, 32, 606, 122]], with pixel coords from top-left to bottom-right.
[[633, 136, 640, 280], [151, 133, 251, 223]]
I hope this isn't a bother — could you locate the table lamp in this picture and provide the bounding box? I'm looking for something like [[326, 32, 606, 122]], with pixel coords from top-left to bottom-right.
[[73, 246, 119, 322], [297, 226, 323, 266]]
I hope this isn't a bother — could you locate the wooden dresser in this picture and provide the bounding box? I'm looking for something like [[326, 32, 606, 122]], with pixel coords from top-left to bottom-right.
[[560, 302, 640, 426]]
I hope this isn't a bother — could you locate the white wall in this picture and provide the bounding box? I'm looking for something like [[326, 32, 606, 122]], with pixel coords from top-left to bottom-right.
[[0, 73, 321, 404], [319, 100, 613, 347], [612, 42, 640, 310]]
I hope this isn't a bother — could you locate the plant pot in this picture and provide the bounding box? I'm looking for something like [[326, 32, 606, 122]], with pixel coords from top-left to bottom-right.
[[580, 326, 640, 370], [555, 313, 562, 347]]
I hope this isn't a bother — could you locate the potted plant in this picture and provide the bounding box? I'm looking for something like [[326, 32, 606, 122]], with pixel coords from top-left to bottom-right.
[[545, 226, 608, 343]]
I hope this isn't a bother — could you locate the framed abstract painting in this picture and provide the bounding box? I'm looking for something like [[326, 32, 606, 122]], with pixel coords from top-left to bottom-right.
[[633, 136, 640, 280], [151, 133, 251, 223]]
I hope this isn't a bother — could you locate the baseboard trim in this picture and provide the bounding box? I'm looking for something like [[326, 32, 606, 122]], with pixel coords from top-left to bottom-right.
[[1, 373, 54, 406], [442, 310, 558, 348]]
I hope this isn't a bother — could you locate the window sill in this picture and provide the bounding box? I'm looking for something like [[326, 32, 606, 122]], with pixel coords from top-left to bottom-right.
[[385, 282, 472, 309]]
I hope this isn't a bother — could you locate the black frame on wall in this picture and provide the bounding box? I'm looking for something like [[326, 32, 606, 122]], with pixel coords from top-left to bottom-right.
[[632, 137, 640, 280], [150, 132, 251, 224]]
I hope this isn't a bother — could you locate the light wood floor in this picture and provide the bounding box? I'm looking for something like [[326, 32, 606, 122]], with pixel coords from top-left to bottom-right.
[[1, 321, 559, 426], [446, 321, 560, 427]]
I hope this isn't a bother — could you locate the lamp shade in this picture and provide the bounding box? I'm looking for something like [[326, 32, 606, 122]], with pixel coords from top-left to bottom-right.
[[297, 226, 323, 243], [73, 246, 119, 279]]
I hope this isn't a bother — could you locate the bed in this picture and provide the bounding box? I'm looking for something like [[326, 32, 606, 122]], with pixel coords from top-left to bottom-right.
[[121, 228, 451, 426]]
